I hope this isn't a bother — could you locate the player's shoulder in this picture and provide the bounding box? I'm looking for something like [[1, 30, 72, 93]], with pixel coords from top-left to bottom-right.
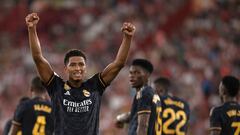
[[160, 95, 170, 104], [35, 99, 52, 106], [85, 73, 104, 84], [172, 96, 184, 102], [161, 94, 175, 101], [160, 95, 168, 100], [49, 72, 63, 82], [220, 101, 240, 113], [24, 98, 41, 107], [43, 100, 52, 108], [210, 105, 224, 117], [173, 96, 189, 108], [15, 98, 33, 111], [135, 85, 154, 100], [20, 98, 33, 105], [141, 85, 154, 95], [86, 73, 99, 81], [23, 98, 51, 108], [33, 97, 51, 103], [84, 73, 108, 90], [224, 101, 240, 107]]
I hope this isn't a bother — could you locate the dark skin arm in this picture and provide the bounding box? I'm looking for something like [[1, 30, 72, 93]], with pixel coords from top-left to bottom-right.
[[101, 22, 136, 85], [8, 124, 21, 135], [25, 13, 54, 83], [209, 130, 221, 135], [26, 13, 135, 85], [137, 113, 150, 135]]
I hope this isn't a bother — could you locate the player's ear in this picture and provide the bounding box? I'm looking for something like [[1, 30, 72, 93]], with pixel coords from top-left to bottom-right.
[[64, 65, 68, 73], [221, 84, 227, 95], [145, 72, 151, 80], [83, 63, 87, 74], [219, 82, 225, 95]]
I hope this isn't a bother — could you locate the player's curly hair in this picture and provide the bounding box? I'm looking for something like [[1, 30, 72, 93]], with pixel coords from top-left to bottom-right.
[[64, 49, 86, 65], [131, 59, 153, 74], [222, 75, 240, 97]]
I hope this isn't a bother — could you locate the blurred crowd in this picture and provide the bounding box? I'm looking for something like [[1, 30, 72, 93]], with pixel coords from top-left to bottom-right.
[[0, 0, 239, 135]]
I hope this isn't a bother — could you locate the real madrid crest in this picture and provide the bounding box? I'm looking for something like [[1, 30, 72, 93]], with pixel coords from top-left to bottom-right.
[[83, 89, 91, 97], [64, 83, 71, 91]]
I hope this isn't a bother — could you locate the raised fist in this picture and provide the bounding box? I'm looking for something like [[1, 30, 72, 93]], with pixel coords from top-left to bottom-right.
[[121, 22, 136, 37], [25, 13, 39, 28]]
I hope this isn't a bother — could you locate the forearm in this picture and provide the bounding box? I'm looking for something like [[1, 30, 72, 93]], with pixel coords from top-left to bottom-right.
[[100, 35, 132, 84], [114, 35, 132, 66], [8, 124, 20, 135], [8, 130, 17, 135], [28, 26, 53, 82], [137, 114, 150, 135], [28, 27, 43, 61], [136, 123, 148, 135], [101, 23, 135, 84]]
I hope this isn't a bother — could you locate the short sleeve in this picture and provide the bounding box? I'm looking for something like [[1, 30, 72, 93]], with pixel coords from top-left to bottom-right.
[[12, 103, 27, 126], [209, 107, 222, 131], [3, 119, 12, 135], [43, 72, 63, 97], [88, 73, 108, 95], [137, 89, 153, 115]]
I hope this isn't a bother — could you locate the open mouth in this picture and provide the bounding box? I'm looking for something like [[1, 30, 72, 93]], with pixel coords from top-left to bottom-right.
[[129, 79, 136, 85], [73, 72, 82, 78]]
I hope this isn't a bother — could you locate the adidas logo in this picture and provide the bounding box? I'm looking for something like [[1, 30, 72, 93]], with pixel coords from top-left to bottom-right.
[[64, 91, 71, 96]]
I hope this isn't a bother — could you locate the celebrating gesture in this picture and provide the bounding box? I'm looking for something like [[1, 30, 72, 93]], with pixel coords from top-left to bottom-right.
[[25, 12, 136, 135], [25, 13, 39, 28], [121, 22, 136, 37]]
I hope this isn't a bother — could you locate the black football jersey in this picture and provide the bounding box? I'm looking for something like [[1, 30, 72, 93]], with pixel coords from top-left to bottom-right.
[[147, 94, 162, 135], [160, 95, 190, 135], [12, 97, 53, 135], [44, 72, 107, 135], [3, 119, 12, 135], [210, 101, 240, 135], [3, 119, 22, 135], [128, 85, 161, 135]]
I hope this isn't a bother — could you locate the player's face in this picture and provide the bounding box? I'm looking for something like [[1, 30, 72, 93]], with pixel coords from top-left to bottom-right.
[[129, 65, 147, 88], [154, 83, 165, 96], [65, 56, 86, 81]]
